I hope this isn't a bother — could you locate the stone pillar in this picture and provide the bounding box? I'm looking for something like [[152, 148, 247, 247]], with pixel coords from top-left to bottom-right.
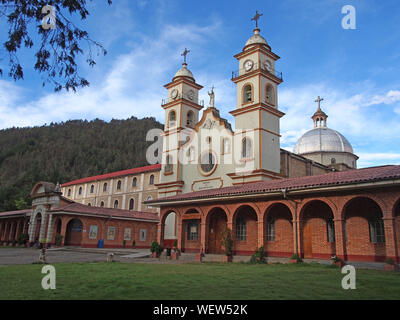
[[200, 220, 207, 254], [334, 219, 346, 260], [46, 214, 54, 245], [383, 217, 398, 261]]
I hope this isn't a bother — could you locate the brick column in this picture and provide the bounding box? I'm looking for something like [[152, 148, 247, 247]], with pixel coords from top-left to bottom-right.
[[257, 219, 264, 249], [334, 219, 346, 261], [157, 222, 164, 246], [200, 220, 207, 254], [294, 219, 302, 256], [60, 218, 68, 246], [177, 221, 183, 251], [383, 217, 398, 261]]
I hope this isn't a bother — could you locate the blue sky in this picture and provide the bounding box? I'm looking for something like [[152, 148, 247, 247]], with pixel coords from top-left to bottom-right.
[[0, 0, 399, 168]]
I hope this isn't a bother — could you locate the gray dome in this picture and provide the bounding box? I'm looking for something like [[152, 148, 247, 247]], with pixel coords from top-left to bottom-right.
[[294, 127, 354, 155], [245, 28, 268, 49], [174, 63, 194, 81]]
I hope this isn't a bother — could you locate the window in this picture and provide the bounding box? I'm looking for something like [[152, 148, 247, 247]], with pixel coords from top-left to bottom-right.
[[100, 201, 104, 207], [266, 84, 274, 105], [114, 200, 119, 209], [107, 226, 116, 240], [241, 138, 252, 159], [124, 228, 132, 241], [139, 229, 147, 241], [326, 219, 335, 243], [129, 198, 134, 211], [67, 189, 71, 197], [149, 174, 155, 185], [88, 203, 91, 207], [186, 111, 194, 128], [331, 158, 336, 164], [78, 187, 82, 195], [103, 183, 107, 192], [369, 218, 385, 243], [169, 110, 176, 127], [147, 196, 152, 209], [200, 152, 216, 174], [188, 147, 195, 162], [90, 185, 94, 193], [243, 84, 252, 103], [117, 180, 122, 190], [132, 177, 137, 187], [165, 155, 173, 173], [222, 138, 231, 154], [187, 221, 199, 241], [267, 218, 275, 241], [235, 217, 246, 241]]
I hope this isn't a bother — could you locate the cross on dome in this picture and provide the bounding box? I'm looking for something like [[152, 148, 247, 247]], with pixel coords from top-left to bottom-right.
[[181, 48, 190, 64], [251, 10, 263, 29], [312, 96, 328, 128]]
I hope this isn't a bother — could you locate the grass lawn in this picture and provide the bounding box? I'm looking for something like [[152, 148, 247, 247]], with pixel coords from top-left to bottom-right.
[[0, 262, 399, 300]]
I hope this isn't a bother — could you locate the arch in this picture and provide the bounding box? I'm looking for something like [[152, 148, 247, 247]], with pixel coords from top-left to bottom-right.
[[300, 200, 336, 259], [129, 198, 135, 211], [117, 180, 122, 190], [64, 218, 83, 246], [132, 177, 137, 187], [103, 182, 107, 192], [232, 205, 258, 255], [186, 110, 195, 128], [100, 201, 105, 207], [242, 83, 253, 104], [342, 197, 386, 262], [162, 210, 178, 249], [114, 200, 119, 209], [78, 187, 82, 195], [241, 137, 253, 159], [266, 84, 274, 105], [149, 174, 155, 185], [90, 185, 95, 193], [206, 207, 228, 254], [168, 110, 176, 127]]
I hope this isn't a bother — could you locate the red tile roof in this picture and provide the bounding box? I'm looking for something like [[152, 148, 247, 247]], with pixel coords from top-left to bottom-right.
[[61, 164, 161, 187], [148, 165, 400, 204], [0, 209, 31, 218], [50, 202, 159, 222]]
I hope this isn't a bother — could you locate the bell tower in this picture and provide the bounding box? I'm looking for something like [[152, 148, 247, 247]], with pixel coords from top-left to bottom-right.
[[230, 11, 285, 184], [158, 49, 204, 197]]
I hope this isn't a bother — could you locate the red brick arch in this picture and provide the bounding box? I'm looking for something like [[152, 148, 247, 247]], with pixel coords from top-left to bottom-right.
[[298, 198, 337, 221], [340, 195, 387, 220], [263, 201, 295, 221], [230, 203, 261, 221]]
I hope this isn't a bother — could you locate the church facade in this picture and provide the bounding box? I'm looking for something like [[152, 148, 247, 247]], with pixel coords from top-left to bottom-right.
[[0, 17, 400, 263]]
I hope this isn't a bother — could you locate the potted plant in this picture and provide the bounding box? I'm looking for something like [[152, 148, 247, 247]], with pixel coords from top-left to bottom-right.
[[331, 255, 345, 268], [132, 240, 136, 249], [171, 247, 181, 260], [384, 258, 398, 271], [150, 241, 163, 258], [221, 228, 233, 263], [290, 254, 303, 264]]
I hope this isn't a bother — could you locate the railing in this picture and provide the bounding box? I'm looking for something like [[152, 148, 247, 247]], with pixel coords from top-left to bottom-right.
[[231, 62, 283, 81], [161, 93, 204, 107]]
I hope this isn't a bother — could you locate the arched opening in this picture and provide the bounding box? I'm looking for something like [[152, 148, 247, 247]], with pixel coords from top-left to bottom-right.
[[343, 197, 386, 262], [233, 205, 258, 255], [266, 84, 274, 105], [241, 137, 252, 159], [394, 200, 400, 259], [168, 110, 176, 127], [243, 84, 252, 104], [103, 183, 107, 192], [149, 174, 155, 185], [78, 187, 82, 195], [100, 201, 105, 207], [67, 189, 71, 197], [132, 177, 137, 187], [182, 208, 201, 253], [64, 218, 83, 246], [117, 180, 122, 190], [207, 208, 228, 254], [114, 200, 119, 209], [264, 203, 293, 257], [34, 212, 42, 243], [129, 198, 135, 211], [186, 111, 195, 128], [163, 211, 177, 249], [300, 200, 335, 259], [90, 185, 94, 193]]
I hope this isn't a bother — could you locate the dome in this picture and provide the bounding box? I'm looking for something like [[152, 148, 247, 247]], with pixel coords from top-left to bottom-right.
[[294, 127, 354, 155], [245, 28, 269, 49], [173, 63, 194, 81]]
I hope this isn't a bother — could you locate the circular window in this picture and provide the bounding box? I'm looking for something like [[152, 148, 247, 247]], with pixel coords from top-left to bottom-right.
[[199, 151, 217, 176]]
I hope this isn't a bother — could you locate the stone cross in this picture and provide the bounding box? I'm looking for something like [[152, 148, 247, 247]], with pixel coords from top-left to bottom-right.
[[315, 96, 324, 110], [251, 10, 263, 28], [181, 48, 190, 64]]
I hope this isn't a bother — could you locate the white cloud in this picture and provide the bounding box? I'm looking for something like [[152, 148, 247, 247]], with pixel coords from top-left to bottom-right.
[[363, 90, 400, 106]]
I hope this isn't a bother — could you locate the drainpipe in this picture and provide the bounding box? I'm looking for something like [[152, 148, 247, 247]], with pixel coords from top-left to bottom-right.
[[281, 188, 299, 256]]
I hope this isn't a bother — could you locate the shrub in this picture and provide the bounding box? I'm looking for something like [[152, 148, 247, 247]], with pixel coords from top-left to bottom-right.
[[150, 241, 163, 254], [385, 258, 395, 265], [331, 255, 344, 263], [17, 233, 29, 245], [221, 227, 233, 256], [132, 240, 136, 248], [123, 240, 126, 248], [55, 234, 63, 246], [173, 239, 178, 248], [250, 246, 267, 264], [291, 254, 303, 262]]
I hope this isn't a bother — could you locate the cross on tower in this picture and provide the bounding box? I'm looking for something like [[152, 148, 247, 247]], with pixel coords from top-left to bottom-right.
[[315, 96, 324, 110], [251, 10, 263, 28], [181, 48, 190, 64]]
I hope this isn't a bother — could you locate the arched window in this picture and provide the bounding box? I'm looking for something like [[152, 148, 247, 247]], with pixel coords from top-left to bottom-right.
[[149, 174, 155, 185], [117, 180, 122, 190], [132, 177, 137, 187], [67, 189, 71, 197], [100, 201, 105, 208], [103, 183, 107, 192], [165, 155, 173, 173], [331, 158, 336, 164], [243, 84, 252, 103], [78, 187, 82, 195], [90, 185, 94, 193], [188, 147, 195, 162], [326, 218, 335, 243], [114, 200, 119, 209], [87, 203, 91, 207], [169, 110, 176, 127], [129, 198, 134, 211], [186, 111, 195, 128], [369, 216, 385, 243], [267, 217, 275, 242], [266, 84, 274, 105], [236, 217, 246, 241], [241, 137, 252, 159]]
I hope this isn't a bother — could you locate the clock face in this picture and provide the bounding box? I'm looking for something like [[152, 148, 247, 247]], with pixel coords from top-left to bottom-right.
[[171, 89, 178, 99], [187, 90, 194, 100], [244, 59, 254, 71], [264, 60, 272, 71]]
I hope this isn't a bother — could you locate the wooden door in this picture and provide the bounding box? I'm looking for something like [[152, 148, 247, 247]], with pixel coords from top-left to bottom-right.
[[303, 222, 313, 258], [208, 215, 225, 254]]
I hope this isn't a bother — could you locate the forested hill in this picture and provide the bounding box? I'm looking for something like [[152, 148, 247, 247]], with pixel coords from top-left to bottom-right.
[[0, 117, 164, 212]]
